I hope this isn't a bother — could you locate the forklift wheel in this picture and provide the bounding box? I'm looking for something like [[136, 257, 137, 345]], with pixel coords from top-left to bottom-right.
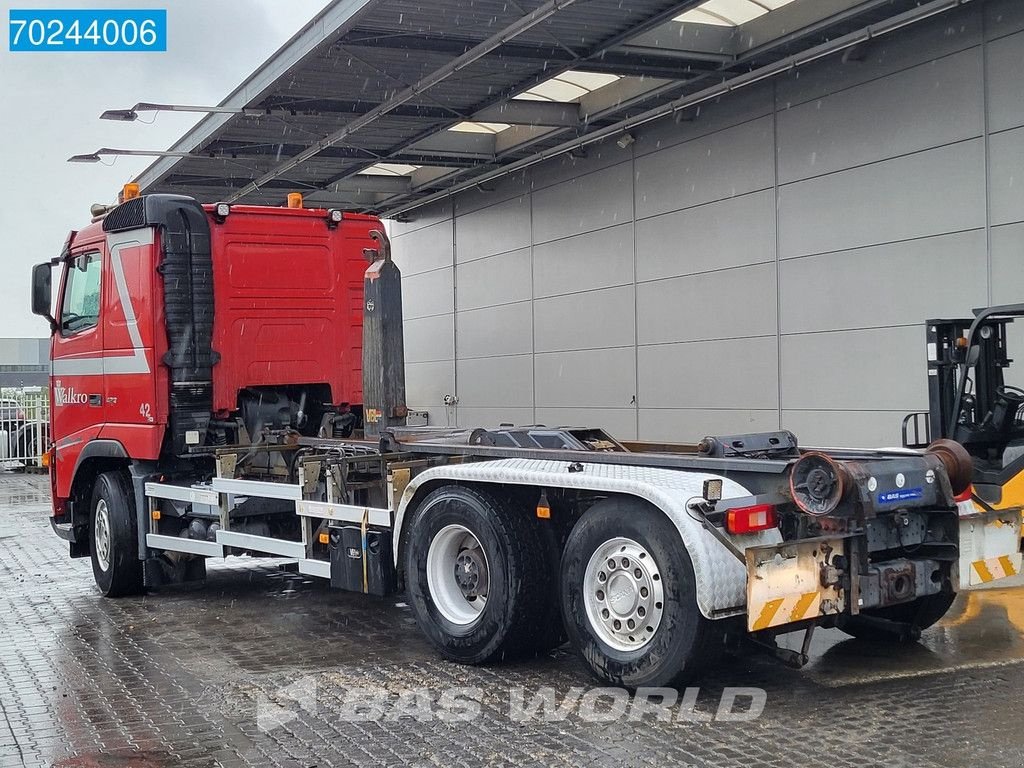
[[560, 497, 722, 688], [90, 471, 145, 597], [838, 592, 956, 642]]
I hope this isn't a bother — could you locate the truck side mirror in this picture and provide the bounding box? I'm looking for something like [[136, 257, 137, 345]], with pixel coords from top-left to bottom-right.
[[31, 262, 56, 332]]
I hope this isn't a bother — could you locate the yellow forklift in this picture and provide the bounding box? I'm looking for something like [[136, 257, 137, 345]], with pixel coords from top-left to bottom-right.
[[904, 304, 1024, 514]]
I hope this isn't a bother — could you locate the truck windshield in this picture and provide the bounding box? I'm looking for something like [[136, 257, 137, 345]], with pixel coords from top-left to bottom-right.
[[60, 252, 101, 334]]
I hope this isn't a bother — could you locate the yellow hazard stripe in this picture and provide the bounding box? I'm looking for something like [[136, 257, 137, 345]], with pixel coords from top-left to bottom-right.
[[973, 560, 996, 583], [789, 591, 818, 623], [999, 555, 1018, 577], [752, 598, 784, 631], [751, 591, 820, 631]]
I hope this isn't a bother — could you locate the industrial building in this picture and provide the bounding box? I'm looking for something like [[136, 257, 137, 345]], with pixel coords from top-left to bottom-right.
[[0, 338, 49, 388], [131, 0, 1023, 447]]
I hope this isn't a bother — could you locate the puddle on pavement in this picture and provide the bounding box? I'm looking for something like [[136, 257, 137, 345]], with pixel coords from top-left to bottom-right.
[[53, 750, 213, 768], [776, 583, 1024, 686]]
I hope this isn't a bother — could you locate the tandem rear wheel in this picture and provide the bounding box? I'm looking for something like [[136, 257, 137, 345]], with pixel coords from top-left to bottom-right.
[[404, 485, 561, 664], [560, 497, 722, 688], [90, 470, 145, 597], [405, 486, 721, 687]]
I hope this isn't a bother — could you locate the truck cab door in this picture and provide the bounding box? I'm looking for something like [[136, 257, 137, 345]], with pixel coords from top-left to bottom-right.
[[51, 249, 105, 445], [101, 227, 159, 436]]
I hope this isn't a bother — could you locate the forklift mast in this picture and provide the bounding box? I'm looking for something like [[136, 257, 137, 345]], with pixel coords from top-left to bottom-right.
[[907, 305, 1024, 467]]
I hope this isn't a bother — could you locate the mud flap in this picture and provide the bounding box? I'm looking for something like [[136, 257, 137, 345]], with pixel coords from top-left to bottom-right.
[[745, 537, 846, 632], [958, 509, 1023, 588]]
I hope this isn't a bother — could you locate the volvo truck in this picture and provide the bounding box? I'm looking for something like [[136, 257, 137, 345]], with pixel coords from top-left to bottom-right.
[[30, 189, 1022, 688]]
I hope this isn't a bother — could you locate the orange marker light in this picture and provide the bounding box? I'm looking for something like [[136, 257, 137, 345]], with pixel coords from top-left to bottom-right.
[[287, 192, 303, 209], [536, 490, 551, 519], [318, 531, 330, 545], [151, 509, 161, 521], [122, 183, 140, 200]]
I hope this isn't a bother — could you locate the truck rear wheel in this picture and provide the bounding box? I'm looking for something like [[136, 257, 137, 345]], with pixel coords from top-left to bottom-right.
[[560, 498, 721, 688], [838, 592, 955, 642], [404, 485, 555, 664], [90, 471, 145, 597]]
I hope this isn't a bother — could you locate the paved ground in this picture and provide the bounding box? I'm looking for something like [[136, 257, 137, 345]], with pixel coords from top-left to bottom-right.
[[3, 474, 1024, 768]]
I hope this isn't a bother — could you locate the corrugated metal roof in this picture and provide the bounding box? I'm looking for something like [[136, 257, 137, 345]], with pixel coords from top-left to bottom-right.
[[131, 0, 952, 214]]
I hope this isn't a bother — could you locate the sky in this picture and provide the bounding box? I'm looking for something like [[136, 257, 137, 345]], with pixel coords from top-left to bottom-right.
[[0, 0, 333, 337]]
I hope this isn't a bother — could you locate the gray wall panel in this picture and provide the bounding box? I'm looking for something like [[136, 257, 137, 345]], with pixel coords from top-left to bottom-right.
[[635, 190, 775, 282], [535, 347, 635, 409], [405, 361, 454, 413], [989, 126, 1024, 226], [987, 31, 1024, 133], [530, 140, 634, 192], [454, 172, 531, 217], [779, 230, 988, 334], [638, 408, 780, 443], [991, 223, 1024, 304], [390, 219, 454, 276], [456, 302, 533, 359], [637, 263, 777, 345], [402, 268, 454, 320], [456, 355, 533, 408], [634, 116, 774, 220], [534, 285, 635, 353], [535, 407, 637, 439], [638, 337, 778, 410], [532, 162, 633, 244], [986, 0, 1024, 41], [777, 139, 986, 259], [456, 248, 532, 311], [454, 196, 531, 262], [457, 406, 534, 427], [404, 314, 454, 364], [533, 223, 634, 298], [387, 200, 451, 239], [782, 409, 907, 449], [777, 49, 983, 184], [781, 326, 926, 411], [775, 6, 980, 107], [634, 84, 775, 158]]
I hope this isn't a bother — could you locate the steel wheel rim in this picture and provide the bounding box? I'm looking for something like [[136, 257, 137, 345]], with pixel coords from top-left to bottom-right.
[[426, 523, 489, 626], [94, 499, 111, 572], [583, 537, 665, 652]]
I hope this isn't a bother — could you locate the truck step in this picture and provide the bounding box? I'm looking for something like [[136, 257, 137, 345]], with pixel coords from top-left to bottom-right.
[[215, 529, 305, 558]]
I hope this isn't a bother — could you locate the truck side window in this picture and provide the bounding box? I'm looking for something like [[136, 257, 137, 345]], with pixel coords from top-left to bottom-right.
[[60, 252, 102, 336]]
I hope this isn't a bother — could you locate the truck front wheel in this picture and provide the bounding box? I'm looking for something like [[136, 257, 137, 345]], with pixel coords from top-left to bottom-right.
[[405, 485, 554, 664], [561, 498, 721, 688], [90, 471, 145, 597]]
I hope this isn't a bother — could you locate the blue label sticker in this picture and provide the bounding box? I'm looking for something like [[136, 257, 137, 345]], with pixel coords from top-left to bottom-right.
[[9, 9, 167, 52], [877, 487, 923, 505]]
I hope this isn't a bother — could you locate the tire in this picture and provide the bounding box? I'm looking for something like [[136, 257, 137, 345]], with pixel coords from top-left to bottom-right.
[[90, 471, 145, 597], [404, 485, 556, 664], [838, 592, 955, 642], [560, 497, 721, 688]]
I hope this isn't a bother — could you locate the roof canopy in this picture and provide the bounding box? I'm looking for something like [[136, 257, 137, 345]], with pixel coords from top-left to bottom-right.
[[135, 0, 954, 217]]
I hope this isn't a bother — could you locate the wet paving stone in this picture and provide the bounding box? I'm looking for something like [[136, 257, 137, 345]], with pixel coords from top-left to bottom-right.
[[3, 473, 1024, 766]]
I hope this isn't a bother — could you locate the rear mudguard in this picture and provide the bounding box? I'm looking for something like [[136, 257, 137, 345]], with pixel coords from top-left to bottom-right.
[[392, 458, 782, 620]]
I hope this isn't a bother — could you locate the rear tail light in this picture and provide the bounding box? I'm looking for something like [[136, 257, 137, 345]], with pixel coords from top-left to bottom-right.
[[726, 503, 777, 534], [954, 485, 974, 504]]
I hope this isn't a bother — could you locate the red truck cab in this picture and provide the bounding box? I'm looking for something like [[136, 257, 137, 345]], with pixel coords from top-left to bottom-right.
[[32, 192, 384, 553]]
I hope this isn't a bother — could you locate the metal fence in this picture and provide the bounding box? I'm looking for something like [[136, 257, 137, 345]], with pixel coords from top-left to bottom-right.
[[0, 387, 49, 470]]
